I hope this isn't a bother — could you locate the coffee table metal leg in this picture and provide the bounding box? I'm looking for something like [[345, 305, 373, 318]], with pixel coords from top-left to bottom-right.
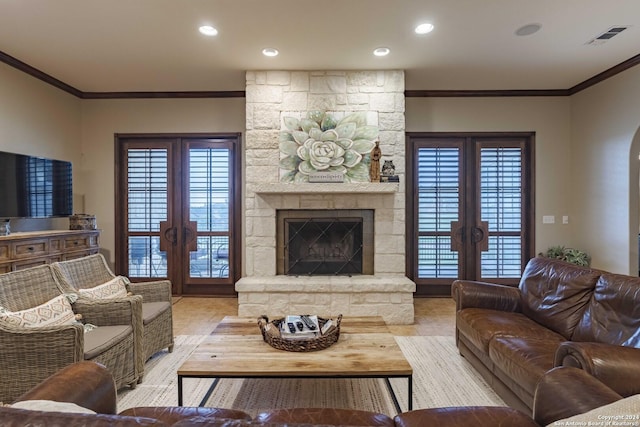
[[385, 375, 412, 413], [178, 375, 183, 406], [408, 374, 413, 411], [384, 378, 402, 413], [198, 378, 221, 407]]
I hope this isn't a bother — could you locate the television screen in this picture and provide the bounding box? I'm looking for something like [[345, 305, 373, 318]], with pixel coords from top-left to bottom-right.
[[0, 151, 73, 218]]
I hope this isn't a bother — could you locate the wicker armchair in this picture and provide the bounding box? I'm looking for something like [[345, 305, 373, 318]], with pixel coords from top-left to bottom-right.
[[51, 254, 174, 375], [0, 265, 141, 403]]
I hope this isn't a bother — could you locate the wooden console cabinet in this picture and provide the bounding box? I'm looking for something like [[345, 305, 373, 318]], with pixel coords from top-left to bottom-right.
[[0, 229, 100, 274]]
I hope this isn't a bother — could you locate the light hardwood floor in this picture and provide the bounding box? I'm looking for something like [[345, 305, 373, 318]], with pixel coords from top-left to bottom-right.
[[171, 297, 456, 337]]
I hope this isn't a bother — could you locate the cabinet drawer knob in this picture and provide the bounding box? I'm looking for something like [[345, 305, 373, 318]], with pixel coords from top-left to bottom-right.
[[27, 246, 34, 251]]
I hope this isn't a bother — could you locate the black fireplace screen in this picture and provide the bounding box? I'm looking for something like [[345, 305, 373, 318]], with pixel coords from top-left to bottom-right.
[[277, 210, 374, 276]]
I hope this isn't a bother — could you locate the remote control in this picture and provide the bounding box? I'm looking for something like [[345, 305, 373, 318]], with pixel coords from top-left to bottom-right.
[[296, 321, 304, 331], [287, 322, 296, 333], [300, 315, 317, 330]]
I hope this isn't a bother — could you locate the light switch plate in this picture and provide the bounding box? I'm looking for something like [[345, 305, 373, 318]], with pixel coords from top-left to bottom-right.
[[542, 215, 555, 224]]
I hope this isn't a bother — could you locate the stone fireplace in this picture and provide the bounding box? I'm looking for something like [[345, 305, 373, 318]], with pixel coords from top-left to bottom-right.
[[236, 70, 415, 324], [277, 209, 374, 276]]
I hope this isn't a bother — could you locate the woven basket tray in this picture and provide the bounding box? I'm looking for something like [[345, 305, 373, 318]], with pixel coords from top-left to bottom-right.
[[258, 314, 343, 352]]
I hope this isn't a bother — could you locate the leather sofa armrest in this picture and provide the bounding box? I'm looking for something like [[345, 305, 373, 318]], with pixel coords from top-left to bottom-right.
[[15, 361, 117, 414], [533, 366, 622, 426], [555, 341, 640, 397], [451, 280, 522, 312]]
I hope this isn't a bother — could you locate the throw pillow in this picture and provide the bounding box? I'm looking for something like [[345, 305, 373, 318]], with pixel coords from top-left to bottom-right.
[[78, 276, 128, 300], [0, 294, 76, 328], [547, 394, 640, 427], [10, 400, 96, 414]]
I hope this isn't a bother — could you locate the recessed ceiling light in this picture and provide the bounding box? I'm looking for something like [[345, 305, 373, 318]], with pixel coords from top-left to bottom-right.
[[373, 47, 390, 57], [262, 48, 279, 57], [415, 23, 434, 34], [515, 23, 542, 36], [199, 25, 218, 36]]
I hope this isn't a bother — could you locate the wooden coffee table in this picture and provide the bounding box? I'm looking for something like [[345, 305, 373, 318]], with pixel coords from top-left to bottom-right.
[[177, 316, 413, 412]]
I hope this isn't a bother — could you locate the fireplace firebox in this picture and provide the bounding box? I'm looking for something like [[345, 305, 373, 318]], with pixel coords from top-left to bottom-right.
[[276, 209, 374, 275]]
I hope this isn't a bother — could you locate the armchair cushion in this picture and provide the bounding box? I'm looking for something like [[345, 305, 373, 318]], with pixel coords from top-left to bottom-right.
[[142, 301, 172, 325], [83, 325, 132, 359], [78, 276, 128, 300], [0, 294, 76, 328]]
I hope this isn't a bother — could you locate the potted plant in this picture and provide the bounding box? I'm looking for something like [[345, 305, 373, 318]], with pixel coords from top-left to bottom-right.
[[540, 245, 591, 267]]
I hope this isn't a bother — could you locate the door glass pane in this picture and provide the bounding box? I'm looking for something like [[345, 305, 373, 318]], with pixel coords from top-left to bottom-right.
[[480, 147, 522, 278], [127, 148, 168, 278], [189, 148, 229, 232], [188, 148, 230, 279], [191, 236, 229, 278], [416, 147, 460, 278]]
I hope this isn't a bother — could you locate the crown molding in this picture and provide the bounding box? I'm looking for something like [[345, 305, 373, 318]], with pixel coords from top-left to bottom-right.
[[404, 89, 570, 97], [0, 50, 83, 98], [1, 49, 639, 99], [80, 91, 246, 99]]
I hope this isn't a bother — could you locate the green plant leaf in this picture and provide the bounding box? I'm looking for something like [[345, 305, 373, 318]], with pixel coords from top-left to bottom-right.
[[280, 171, 297, 182], [300, 118, 320, 133], [345, 162, 370, 182], [353, 125, 379, 141], [321, 114, 338, 131], [307, 110, 325, 124], [294, 171, 310, 182], [283, 117, 300, 131], [298, 160, 316, 175], [343, 150, 363, 168], [297, 145, 309, 161], [321, 129, 339, 141], [279, 156, 300, 171], [309, 128, 323, 140], [335, 122, 357, 139], [335, 138, 353, 150], [351, 139, 376, 154], [326, 165, 347, 174], [338, 111, 367, 128], [279, 131, 294, 142], [292, 130, 309, 145], [279, 140, 299, 157]]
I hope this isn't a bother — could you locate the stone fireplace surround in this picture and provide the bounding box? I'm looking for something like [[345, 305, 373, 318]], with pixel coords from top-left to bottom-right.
[[237, 70, 415, 324], [276, 208, 374, 276]]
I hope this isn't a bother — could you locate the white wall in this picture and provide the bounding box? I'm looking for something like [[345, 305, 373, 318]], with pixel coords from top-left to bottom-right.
[[405, 96, 573, 255], [80, 98, 245, 262], [0, 62, 81, 231], [570, 66, 640, 274]]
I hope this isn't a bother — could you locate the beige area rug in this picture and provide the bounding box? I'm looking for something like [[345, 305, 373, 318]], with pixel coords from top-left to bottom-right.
[[117, 335, 505, 417]]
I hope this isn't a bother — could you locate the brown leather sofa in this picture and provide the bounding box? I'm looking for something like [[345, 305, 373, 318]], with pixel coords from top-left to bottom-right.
[[452, 256, 640, 413], [0, 360, 626, 426]]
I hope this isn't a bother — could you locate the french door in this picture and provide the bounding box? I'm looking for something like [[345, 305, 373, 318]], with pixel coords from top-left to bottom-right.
[[115, 134, 241, 296], [406, 133, 535, 296]]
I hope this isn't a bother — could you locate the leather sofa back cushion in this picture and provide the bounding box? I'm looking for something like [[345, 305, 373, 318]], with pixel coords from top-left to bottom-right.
[[519, 257, 601, 339], [572, 273, 640, 347]]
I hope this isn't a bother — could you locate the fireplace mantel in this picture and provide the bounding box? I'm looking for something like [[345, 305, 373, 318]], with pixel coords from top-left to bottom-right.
[[250, 182, 399, 195]]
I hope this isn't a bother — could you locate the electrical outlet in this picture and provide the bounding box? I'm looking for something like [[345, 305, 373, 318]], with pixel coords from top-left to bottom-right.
[[562, 216, 569, 224]]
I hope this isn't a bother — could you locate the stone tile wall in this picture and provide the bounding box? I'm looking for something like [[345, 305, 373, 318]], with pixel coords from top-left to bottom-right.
[[239, 70, 415, 324]]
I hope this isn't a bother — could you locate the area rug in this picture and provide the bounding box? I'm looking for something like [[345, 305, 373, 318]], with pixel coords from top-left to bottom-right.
[[117, 335, 505, 417]]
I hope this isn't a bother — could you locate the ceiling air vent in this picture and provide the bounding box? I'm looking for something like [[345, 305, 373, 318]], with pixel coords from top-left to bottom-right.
[[587, 26, 630, 45]]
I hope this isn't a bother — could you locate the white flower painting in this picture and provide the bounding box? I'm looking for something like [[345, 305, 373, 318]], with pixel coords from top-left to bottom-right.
[[279, 111, 379, 182]]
